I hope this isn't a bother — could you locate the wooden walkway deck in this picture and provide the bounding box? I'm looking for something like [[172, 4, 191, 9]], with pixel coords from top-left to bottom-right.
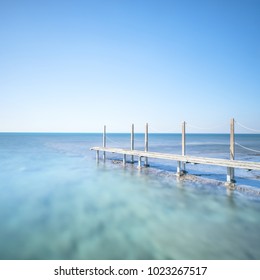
[[91, 146, 260, 187]]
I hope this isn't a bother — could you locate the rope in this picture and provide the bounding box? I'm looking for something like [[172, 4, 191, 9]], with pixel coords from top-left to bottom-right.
[[106, 134, 147, 145], [149, 126, 177, 134], [235, 121, 260, 133], [235, 142, 260, 154], [134, 139, 145, 143], [106, 135, 144, 145], [186, 142, 228, 146], [186, 123, 226, 131], [106, 136, 126, 146]]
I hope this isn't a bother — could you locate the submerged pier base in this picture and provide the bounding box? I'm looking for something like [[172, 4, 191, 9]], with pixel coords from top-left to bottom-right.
[[137, 156, 150, 168], [138, 156, 142, 169], [225, 167, 236, 189], [176, 161, 187, 177], [96, 150, 99, 163]]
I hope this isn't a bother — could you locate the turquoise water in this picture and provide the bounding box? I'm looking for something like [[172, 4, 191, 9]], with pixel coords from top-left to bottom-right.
[[0, 133, 259, 259]]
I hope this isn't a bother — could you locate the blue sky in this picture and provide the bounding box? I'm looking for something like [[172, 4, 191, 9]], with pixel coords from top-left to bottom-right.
[[0, 0, 259, 133]]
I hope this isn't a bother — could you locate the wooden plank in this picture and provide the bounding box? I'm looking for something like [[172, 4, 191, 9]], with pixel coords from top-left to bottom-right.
[[90, 146, 260, 171]]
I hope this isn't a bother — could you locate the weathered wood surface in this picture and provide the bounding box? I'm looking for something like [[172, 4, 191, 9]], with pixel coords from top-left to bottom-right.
[[90, 146, 260, 171]]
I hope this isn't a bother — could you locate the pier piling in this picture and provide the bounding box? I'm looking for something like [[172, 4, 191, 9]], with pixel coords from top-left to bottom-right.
[[144, 123, 149, 167], [131, 124, 134, 163], [181, 121, 186, 174], [103, 125, 106, 162], [226, 118, 235, 187]]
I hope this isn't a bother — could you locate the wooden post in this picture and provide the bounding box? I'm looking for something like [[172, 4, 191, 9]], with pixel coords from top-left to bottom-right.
[[131, 124, 134, 163], [103, 125, 106, 161], [96, 150, 99, 163], [182, 121, 186, 172], [230, 118, 235, 161], [123, 154, 126, 166], [227, 118, 235, 186], [227, 167, 232, 183], [144, 123, 149, 167], [230, 118, 235, 181], [177, 161, 181, 177], [138, 157, 142, 168]]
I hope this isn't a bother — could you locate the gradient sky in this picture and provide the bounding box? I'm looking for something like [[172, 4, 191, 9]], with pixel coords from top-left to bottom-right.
[[0, 0, 259, 133]]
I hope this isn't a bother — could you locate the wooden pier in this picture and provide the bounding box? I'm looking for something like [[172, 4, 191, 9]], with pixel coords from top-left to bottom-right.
[[90, 120, 260, 188]]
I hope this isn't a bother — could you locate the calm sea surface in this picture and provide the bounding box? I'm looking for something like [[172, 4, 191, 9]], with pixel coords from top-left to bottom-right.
[[0, 133, 259, 259]]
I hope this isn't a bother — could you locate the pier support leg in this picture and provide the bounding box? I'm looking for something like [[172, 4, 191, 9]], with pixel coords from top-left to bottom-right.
[[123, 154, 126, 166], [226, 118, 236, 189], [103, 125, 106, 162], [138, 157, 142, 169], [182, 121, 186, 173], [144, 158, 150, 167], [176, 161, 182, 177], [225, 167, 236, 189], [144, 123, 150, 167], [182, 162, 186, 173], [177, 161, 186, 177], [131, 124, 135, 164], [96, 150, 99, 163]]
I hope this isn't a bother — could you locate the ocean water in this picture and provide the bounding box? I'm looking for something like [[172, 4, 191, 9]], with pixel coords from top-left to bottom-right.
[[0, 133, 259, 260]]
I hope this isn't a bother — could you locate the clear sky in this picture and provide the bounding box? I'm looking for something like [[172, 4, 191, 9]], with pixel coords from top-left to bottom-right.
[[0, 0, 259, 133]]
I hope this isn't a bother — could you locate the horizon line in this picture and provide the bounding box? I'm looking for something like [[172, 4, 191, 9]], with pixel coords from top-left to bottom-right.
[[0, 131, 259, 135]]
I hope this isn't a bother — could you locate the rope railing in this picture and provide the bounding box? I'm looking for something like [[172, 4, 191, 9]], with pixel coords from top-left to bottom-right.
[[132, 135, 144, 143], [185, 142, 229, 146], [105, 134, 152, 146], [106, 136, 128, 146], [134, 139, 145, 143], [235, 142, 260, 154], [235, 121, 260, 133], [103, 121, 260, 151], [149, 126, 177, 134], [186, 122, 226, 131]]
